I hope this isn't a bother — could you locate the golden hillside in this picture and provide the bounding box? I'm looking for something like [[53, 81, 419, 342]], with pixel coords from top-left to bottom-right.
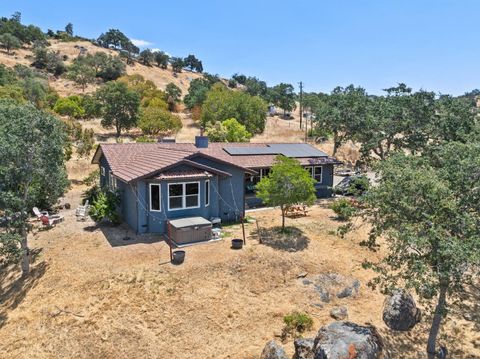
[[0, 39, 203, 97]]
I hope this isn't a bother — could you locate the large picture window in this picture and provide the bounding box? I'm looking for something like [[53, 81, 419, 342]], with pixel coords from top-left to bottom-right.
[[149, 183, 161, 211], [168, 182, 200, 210]]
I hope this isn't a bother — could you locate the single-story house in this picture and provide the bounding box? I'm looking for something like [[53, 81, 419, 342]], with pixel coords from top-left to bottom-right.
[[91, 136, 340, 236]]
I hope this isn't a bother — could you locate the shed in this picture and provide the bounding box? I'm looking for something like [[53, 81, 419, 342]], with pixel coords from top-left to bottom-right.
[[167, 217, 212, 245]]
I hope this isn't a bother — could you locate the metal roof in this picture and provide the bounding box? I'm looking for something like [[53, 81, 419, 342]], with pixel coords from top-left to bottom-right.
[[224, 143, 328, 158]]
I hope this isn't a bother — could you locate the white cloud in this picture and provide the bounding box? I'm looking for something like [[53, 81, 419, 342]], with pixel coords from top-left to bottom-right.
[[151, 48, 171, 56], [131, 39, 152, 47]]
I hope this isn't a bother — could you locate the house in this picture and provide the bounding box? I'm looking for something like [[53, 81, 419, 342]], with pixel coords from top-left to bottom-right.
[[91, 136, 340, 236]]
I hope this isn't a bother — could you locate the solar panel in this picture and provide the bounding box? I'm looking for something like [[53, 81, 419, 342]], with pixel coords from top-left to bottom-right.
[[223, 144, 328, 158]]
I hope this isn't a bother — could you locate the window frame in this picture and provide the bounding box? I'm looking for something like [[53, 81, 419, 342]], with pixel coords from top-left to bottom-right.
[[167, 181, 200, 211], [313, 166, 323, 183], [149, 183, 162, 212], [100, 166, 106, 176], [305, 165, 322, 183], [205, 180, 210, 207], [109, 171, 117, 190]]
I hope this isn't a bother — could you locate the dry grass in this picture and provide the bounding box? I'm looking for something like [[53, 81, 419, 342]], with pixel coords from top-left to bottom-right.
[[0, 40, 202, 97], [0, 180, 479, 358]]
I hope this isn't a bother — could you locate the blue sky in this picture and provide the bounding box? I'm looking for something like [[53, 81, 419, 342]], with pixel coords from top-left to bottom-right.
[[2, 1, 479, 95]]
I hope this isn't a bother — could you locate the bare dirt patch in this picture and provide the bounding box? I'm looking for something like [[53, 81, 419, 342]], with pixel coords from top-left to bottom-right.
[[1, 185, 479, 358]]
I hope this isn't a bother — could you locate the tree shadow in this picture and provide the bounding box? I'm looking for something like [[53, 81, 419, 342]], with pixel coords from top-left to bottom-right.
[[84, 222, 163, 247], [253, 226, 310, 252], [0, 259, 48, 329]]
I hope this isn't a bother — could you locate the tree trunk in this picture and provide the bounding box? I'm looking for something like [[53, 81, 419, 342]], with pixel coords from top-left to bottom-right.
[[116, 123, 121, 138], [281, 205, 285, 230], [20, 226, 29, 276], [332, 132, 340, 156], [427, 283, 448, 358]]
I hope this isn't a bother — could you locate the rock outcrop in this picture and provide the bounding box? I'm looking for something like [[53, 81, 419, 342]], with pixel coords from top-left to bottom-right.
[[314, 321, 382, 359], [294, 338, 315, 359], [382, 290, 421, 331], [329, 306, 348, 320], [260, 340, 288, 359]]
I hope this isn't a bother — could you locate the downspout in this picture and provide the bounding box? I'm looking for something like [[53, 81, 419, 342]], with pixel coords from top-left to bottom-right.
[[134, 183, 139, 235]]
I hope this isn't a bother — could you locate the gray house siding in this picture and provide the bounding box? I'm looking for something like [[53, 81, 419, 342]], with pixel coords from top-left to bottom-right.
[[314, 164, 334, 197], [189, 156, 245, 222], [245, 164, 334, 208]]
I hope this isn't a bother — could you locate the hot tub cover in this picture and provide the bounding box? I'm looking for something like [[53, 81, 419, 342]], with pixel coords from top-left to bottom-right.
[[169, 217, 212, 229]]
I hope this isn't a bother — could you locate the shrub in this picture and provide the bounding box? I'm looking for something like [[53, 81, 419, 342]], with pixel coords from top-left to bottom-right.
[[136, 135, 156, 143], [53, 97, 85, 118], [89, 190, 121, 224], [283, 311, 313, 338], [139, 107, 182, 136], [330, 198, 357, 221], [205, 118, 251, 142], [83, 169, 99, 186], [347, 175, 370, 196]]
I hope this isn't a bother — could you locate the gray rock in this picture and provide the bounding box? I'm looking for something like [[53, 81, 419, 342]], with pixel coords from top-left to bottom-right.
[[294, 338, 315, 359], [260, 340, 288, 359], [314, 321, 383, 359], [305, 273, 361, 302], [330, 306, 348, 320], [383, 290, 421, 331]]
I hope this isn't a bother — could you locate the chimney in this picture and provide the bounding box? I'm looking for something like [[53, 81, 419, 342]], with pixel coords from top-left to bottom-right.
[[195, 135, 209, 148]]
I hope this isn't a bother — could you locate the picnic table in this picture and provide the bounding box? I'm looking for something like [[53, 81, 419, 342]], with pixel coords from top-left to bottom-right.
[[285, 204, 309, 217]]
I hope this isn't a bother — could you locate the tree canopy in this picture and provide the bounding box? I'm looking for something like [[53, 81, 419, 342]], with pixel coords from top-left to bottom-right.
[[95, 81, 140, 137], [358, 143, 480, 357], [256, 156, 316, 229], [205, 118, 252, 142], [0, 100, 69, 274], [138, 107, 182, 136], [200, 84, 267, 134]]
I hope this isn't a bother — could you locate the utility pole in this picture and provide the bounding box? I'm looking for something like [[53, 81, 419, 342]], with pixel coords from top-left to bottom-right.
[[298, 81, 303, 131]]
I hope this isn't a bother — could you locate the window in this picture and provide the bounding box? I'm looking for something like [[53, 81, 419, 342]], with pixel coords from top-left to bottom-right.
[[101, 166, 105, 176], [168, 182, 200, 210], [109, 171, 117, 190], [314, 166, 322, 182], [205, 180, 210, 206], [261, 168, 270, 178], [149, 184, 161, 211], [305, 166, 313, 177], [305, 166, 322, 182]]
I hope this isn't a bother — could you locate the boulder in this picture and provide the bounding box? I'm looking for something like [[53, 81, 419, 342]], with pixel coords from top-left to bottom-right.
[[382, 290, 421, 331], [260, 340, 288, 359], [294, 338, 315, 359], [314, 321, 383, 359], [302, 273, 361, 302], [330, 306, 348, 320]]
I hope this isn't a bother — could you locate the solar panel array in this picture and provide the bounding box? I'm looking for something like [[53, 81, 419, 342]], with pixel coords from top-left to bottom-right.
[[224, 144, 328, 158]]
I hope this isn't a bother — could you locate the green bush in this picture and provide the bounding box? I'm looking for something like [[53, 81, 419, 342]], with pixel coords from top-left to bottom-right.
[[136, 135, 156, 143], [329, 198, 357, 221], [347, 175, 370, 196], [53, 97, 85, 118], [89, 190, 121, 224], [283, 311, 313, 338], [83, 170, 99, 186]]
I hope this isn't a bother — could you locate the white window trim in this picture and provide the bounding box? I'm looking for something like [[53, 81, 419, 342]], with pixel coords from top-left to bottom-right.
[[100, 166, 106, 176], [305, 165, 322, 183], [313, 166, 323, 183], [109, 171, 117, 190], [149, 183, 161, 212], [167, 181, 200, 211], [205, 180, 210, 207]]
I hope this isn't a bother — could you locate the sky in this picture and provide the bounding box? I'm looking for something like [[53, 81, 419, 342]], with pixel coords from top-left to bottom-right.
[[1, 0, 479, 95]]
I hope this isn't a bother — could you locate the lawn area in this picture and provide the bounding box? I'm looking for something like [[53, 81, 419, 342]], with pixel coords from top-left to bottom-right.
[[0, 184, 479, 359]]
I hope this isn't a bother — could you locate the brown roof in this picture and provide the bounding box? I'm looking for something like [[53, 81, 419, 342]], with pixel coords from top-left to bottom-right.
[[92, 142, 339, 183]]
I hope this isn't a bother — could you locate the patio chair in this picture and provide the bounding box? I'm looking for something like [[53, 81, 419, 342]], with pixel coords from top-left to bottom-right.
[[33, 207, 49, 220], [76, 200, 90, 221], [40, 214, 64, 228]]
